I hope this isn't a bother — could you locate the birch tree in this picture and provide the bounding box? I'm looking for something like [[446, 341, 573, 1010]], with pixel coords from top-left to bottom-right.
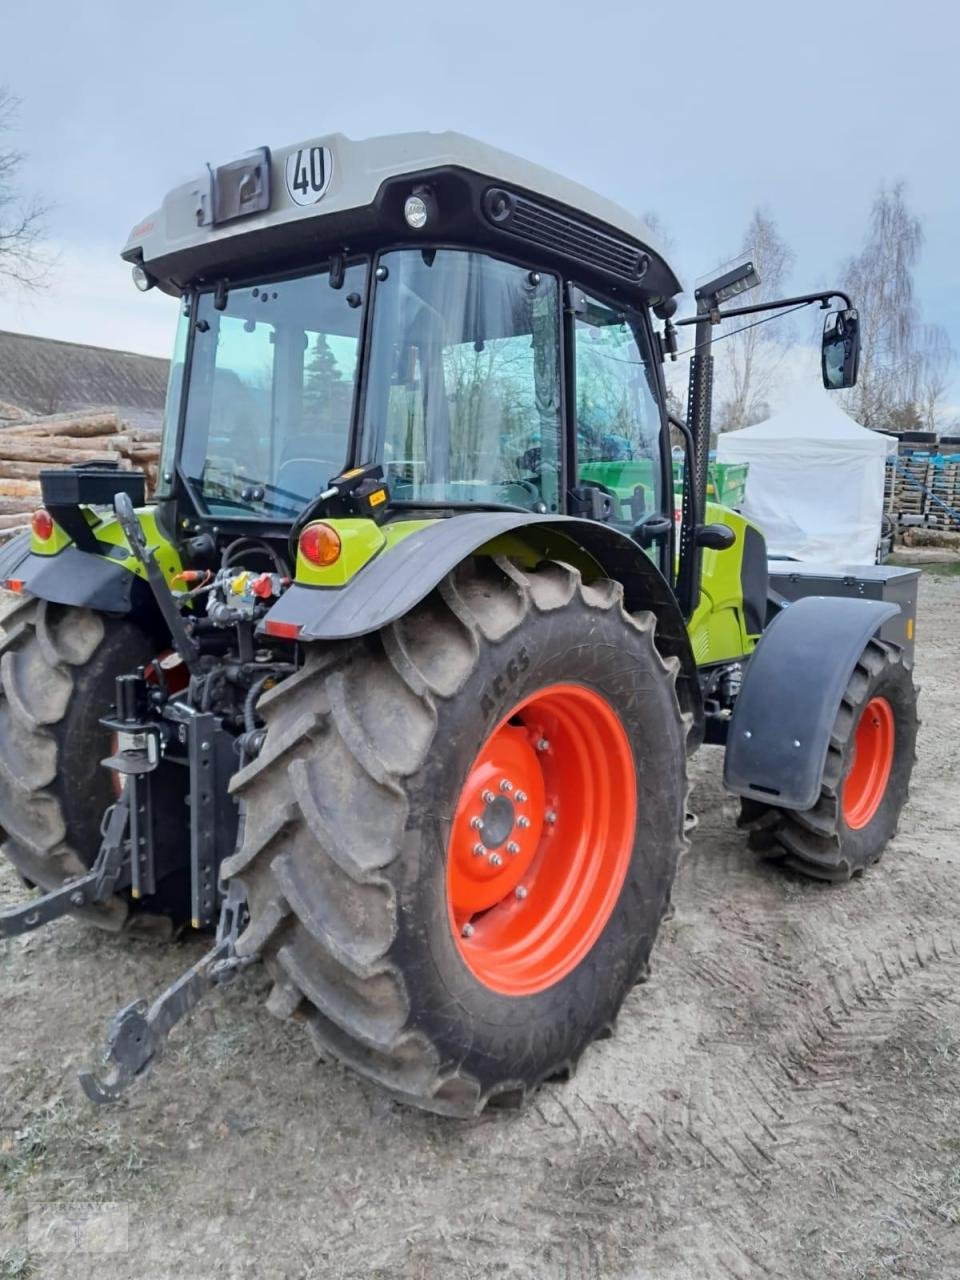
[[715, 209, 794, 431], [840, 183, 922, 427]]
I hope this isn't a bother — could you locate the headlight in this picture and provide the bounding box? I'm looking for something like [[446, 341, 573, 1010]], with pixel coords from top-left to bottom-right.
[[403, 186, 437, 230], [132, 263, 155, 292]]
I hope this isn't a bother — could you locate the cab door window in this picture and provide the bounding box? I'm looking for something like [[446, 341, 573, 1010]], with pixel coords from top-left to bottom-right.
[[573, 290, 664, 528]]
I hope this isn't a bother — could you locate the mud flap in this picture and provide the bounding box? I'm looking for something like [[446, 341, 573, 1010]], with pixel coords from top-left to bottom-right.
[[723, 595, 899, 811]]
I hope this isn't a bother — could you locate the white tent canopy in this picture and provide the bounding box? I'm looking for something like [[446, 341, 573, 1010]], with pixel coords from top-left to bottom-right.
[[716, 391, 895, 564]]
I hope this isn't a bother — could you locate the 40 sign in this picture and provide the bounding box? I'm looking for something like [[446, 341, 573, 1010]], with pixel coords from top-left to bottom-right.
[[284, 146, 333, 206]]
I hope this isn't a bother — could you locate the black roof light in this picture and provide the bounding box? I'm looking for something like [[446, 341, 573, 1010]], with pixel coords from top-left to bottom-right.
[[695, 259, 761, 306]]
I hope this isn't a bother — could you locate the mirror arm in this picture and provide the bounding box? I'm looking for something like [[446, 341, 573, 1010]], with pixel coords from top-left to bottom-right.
[[673, 289, 852, 327]]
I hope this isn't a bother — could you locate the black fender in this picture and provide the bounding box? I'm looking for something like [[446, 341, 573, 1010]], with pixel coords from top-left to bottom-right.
[[723, 595, 900, 811], [0, 537, 159, 620], [0, 531, 31, 584], [263, 512, 703, 744]]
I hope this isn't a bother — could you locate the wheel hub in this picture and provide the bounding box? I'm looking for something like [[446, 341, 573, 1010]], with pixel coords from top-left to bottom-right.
[[478, 793, 516, 849], [446, 682, 637, 996]]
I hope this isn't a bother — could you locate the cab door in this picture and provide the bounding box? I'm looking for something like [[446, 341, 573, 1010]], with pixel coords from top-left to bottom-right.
[[568, 287, 672, 577]]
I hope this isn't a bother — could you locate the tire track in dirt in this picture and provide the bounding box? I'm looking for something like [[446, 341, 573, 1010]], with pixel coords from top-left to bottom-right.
[[509, 929, 960, 1278]]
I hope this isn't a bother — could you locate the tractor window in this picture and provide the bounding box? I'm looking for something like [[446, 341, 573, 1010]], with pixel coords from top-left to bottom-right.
[[155, 302, 189, 499], [360, 249, 562, 512], [179, 263, 366, 518], [574, 292, 664, 528]]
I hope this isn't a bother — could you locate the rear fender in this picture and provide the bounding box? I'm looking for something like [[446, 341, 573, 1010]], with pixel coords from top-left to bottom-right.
[[263, 512, 703, 744], [723, 595, 899, 810], [0, 510, 181, 616]]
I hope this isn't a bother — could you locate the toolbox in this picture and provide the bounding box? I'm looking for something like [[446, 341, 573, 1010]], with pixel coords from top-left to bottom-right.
[[768, 562, 920, 666]]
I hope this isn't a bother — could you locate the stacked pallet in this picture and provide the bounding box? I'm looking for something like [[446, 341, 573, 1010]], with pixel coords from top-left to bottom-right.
[[0, 409, 161, 543], [890, 455, 930, 520], [929, 456, 960, 531]]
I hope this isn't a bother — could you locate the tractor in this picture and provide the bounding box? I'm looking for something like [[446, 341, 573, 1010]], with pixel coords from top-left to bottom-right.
[[0, 133, 918, 1115]]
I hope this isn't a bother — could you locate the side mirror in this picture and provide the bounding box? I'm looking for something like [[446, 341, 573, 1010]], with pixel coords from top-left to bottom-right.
[[821, 308, 860, 390], [695, 523, 737, 551]]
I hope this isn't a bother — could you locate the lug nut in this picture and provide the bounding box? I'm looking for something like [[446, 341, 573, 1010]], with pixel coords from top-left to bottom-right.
[[545, 810, 557, 824], [515, 790, 528, 803], [515, 886, 528, 900], [488, 853, 503, 867], [461, 922, 475, 938], [481, 789, 495, 804], [472, 843, 485, 857], [499, 779, 513, 793], [537, 738, 550, 752], [517, 816, 531, 829], [470, 816, 484, 831], [506, 841, 520, 855]]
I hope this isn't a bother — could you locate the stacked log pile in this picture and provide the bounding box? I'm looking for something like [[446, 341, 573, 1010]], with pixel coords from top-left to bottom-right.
[[0, 410, 161, 543]]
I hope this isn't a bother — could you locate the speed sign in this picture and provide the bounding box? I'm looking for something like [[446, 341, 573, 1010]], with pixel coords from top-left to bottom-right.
[[284, 146, 333, 206]]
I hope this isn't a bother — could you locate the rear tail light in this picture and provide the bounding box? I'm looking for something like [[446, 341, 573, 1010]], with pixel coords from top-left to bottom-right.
[[31, 509, 54, 541], [298, 522, 341, 567]]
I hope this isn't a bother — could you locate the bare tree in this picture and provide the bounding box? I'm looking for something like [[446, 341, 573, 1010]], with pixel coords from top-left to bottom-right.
[[715, 209, 794, 431], [840, 183, 925, 429], [0, 87, 48, 291], [912, 323, 954, 431]]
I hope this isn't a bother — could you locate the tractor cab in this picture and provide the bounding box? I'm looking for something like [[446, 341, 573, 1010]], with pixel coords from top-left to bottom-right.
[[130, 132, 677, 573]]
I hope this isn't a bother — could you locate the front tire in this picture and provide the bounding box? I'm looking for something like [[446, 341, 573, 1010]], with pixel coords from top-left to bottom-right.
[[227, 557, 689, 1116], [740, 638, 918, 881]]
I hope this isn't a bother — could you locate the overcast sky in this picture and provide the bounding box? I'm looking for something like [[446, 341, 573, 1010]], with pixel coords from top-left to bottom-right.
[[1, 1, 957, 410]]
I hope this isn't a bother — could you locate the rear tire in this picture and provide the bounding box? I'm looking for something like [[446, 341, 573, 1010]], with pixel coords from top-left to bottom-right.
[[0, 593, 179, 937], [739, 638, 918, 881], [227, 557, 689, 1116]]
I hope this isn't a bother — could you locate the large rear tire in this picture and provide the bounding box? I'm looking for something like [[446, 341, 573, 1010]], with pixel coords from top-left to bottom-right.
[[739, 638, 918, 881], [227, 557, 689, 1116], [0, 593, 181, 936]]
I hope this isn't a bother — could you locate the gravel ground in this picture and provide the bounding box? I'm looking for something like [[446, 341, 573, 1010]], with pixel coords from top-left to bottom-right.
[[1, 571, 958, 1280]]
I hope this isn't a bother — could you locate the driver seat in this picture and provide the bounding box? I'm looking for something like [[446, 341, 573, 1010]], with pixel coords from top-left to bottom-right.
[[275, 431, 346, 503]]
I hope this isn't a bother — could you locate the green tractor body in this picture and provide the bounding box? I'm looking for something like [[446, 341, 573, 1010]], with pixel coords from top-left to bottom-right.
[[0, 132, 918, 1114]]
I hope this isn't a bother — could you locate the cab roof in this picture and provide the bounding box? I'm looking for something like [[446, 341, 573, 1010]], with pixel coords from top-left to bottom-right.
[[123, 130, 682, 305]]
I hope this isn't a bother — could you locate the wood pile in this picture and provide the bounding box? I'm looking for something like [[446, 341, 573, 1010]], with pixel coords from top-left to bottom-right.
[[0, 410, 161, 543]]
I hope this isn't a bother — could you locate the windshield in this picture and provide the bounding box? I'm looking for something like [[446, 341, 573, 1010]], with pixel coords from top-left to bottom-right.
[[360, 249, 562, 512], [178, 263, 366, 517]]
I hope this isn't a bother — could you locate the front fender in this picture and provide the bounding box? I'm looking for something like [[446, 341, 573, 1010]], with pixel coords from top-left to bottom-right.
[[723, 595, 899, 810], [263, 512, 703, 743]]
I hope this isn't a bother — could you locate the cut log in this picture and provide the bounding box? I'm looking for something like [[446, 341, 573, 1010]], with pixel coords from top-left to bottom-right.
[[0, 498, 37, 517], [0, 513, 35, 530], [0, 439, 126, 465], [0, 479, 42, 498], [0, 456, 115, 480], [0, 525, 29, 543], [1, 410, 121, 438], [36, 434, 133, 453]]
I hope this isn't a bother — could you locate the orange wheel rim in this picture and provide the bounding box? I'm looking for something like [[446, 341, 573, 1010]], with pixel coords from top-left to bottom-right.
[[843, 696, 895, 830], [447, 683, 636, 996]]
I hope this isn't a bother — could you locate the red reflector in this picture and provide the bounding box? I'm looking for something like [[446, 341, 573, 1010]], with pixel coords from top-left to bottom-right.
[[5, 579, 24, 594], [31, 509, 54, 541], [264, 620, 301, 640]]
